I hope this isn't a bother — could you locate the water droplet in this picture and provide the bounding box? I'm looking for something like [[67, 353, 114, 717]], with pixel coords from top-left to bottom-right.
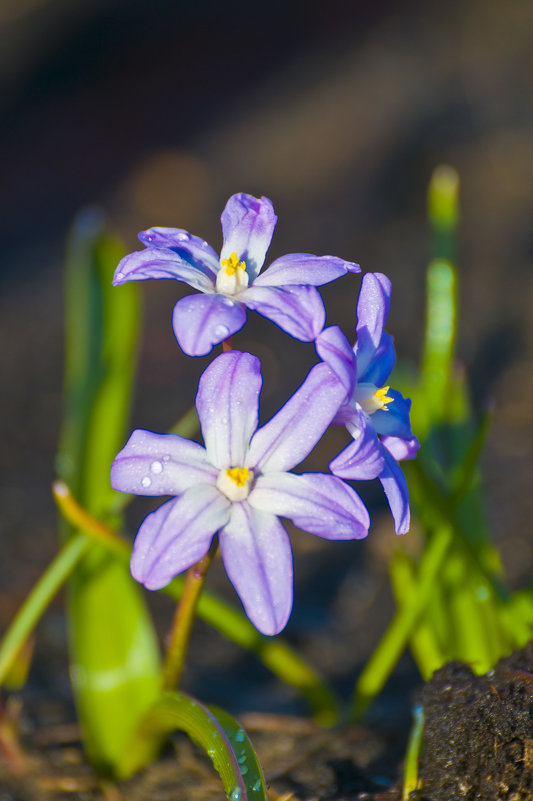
[[240, 765, 248, 775], [234, 728, 245, 742], [202, 240, 210, 248], [177, 232, 189, 241], [237, 754, 247, 764], [141, 476, 152, 488], [252, 780, 261, 792], [115, 271, 124, 281], [214, 324, 230, 339], [229, 789, 242, 801], [207, 747, 216, 758], [151, 460, 163, 474], [221, 416, 228, 424], [222, 297, 235, 308], [163, 454, 170, 462]]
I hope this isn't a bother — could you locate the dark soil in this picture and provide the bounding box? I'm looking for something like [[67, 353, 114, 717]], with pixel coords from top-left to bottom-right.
[[417, 643, 533, 801], [2, 641, 533, 801]]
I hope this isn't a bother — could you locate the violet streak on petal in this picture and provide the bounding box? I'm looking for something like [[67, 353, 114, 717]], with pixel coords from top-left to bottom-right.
[[355, 272, 392, 378], [130, 485, 231, 590], [113, 248, 216, 293], [111, 429, 217, 496], [253, 253, 360, 287], [220, 194, 277, 281], [248, 472, 369, 540], [219, 502, 293, 636], [240, 284, 326, 342], [138, 227, 220, 274], [196, 351, 262, 470], [315, 325, 357, 398], [378, 449, 410, 535], [172, 293, 247, 357], [329, 417, 385, 480], [246, 362, 346, 473]]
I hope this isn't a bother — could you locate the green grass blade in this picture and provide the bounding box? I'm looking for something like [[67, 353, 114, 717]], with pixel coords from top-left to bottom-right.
[[57, 210, 161, 774], [0, 533, 89, 686]]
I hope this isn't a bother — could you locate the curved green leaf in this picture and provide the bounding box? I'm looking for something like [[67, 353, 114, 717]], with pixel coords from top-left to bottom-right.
[[117, 691, 268, 801]]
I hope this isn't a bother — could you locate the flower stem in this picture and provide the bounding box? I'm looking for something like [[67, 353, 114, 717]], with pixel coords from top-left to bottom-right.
[[222, 337, 233, 352], [161, 538, 219, 691]]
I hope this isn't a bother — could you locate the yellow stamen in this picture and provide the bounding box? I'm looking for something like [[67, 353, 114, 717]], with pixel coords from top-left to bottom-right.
[[220, 251, 246, 276], [375, 386, 394, 410], [225, 467, 251, 487]]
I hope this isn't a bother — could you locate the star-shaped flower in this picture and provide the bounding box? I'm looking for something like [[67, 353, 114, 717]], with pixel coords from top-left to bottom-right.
[[111, 351, 370, 635], [113, 193, 359, 356], [316, 273, 419, 535]]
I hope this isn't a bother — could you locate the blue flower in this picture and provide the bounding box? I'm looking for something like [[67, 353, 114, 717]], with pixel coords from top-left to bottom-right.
[[111, 351, 370, 635], [113, 193, 359, 356], [316, 273, 418, 534]]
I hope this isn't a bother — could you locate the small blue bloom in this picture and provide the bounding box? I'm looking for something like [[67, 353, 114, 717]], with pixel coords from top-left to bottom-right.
[[113, 193, 359, 356], [111, 351, 370, 635], [316, 273, 418, 534]]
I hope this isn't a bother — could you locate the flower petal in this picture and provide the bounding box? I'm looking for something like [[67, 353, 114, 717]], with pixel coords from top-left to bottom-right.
[[220, 194, 277, 281], [355, 273, 392, 377], [240, 284, 325, 342], [138, 227, 220, 278], [315, 325, 356, 398], [253, 253, 360, 287], [219, 502, 293, 635], [382, 435, 420, 461], [379, 449, 410, 535], [329, 415, 385, 480], [247, 362, 346, 473], [357, 332, 395, 387], [111, 429, 217, 496], [172, 293, 247, 357], [372, 389, 413, 439], [248, 472, 369, 540], [196, 351, 262, 470], [113, 248, 216, 293], [130, 486, 231, 590]]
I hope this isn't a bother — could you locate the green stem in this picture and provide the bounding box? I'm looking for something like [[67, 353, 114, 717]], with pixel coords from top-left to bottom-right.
[[161, 539, 219, 691], [352, 526, 452, 721], [56, 482, 338, 723], [0, 532, 89, 686]]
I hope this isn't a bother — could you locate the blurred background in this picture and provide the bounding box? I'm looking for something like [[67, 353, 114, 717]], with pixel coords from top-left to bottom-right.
[[1, 0, 533, 718]]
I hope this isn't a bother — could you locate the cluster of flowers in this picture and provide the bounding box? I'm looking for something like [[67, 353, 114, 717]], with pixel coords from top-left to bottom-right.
[[111, 194, 418, 635]]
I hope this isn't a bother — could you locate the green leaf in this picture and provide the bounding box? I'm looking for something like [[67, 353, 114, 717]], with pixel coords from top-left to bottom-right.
[[57, 209, 161, 774], [117, 691, 268, 801]]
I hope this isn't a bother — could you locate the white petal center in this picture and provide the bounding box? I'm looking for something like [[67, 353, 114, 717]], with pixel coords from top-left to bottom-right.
[[216, 466, 254, 501]]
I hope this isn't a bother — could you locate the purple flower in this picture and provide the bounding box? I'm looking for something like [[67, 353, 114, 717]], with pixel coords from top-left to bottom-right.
[[113, 193, 359, 356], [111, 351, 370, 635], [315, 273, 419, 535]]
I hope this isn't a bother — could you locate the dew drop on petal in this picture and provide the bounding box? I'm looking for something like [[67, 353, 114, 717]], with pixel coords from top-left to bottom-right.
[[214, 324, 230, 339], [115, 271, 124, 281], [234, 728, 245, 743], [177, 232, 189, 241], [221, 297, 235, 308], [162, 454, 171, 462], [202, 240, 210, 248], [141, 476, 152, 488], [151, 460, 163, 474]]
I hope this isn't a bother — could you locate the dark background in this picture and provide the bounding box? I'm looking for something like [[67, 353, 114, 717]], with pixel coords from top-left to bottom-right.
[[1, 0, 533, 718]]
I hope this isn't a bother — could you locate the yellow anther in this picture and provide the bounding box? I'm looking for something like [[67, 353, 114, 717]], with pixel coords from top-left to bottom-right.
[[375, 386, 394, 410], [226, 467, 251, 487], [221, 251, 246, 276]]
